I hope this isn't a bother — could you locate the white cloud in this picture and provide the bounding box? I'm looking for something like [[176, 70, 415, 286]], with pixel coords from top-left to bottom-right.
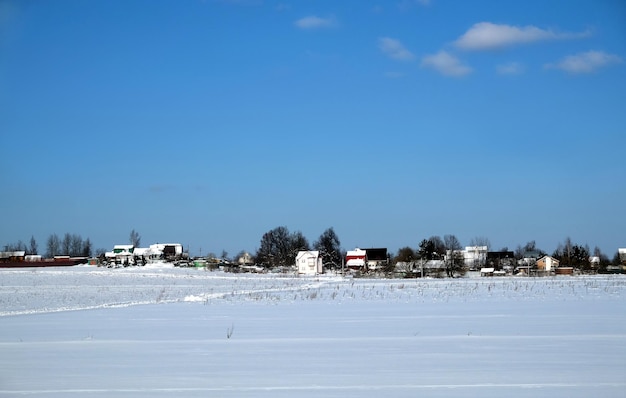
[[378, 37, 415, 60], [294, 15, 337, 29], [421, 51, 472, 77], [496, 62, 525, 75], [455, 22, 590, 51], [545, 51, 623, 74]]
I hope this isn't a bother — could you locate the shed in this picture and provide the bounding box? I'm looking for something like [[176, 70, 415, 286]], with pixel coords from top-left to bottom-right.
[[555, 267, 574, 275]]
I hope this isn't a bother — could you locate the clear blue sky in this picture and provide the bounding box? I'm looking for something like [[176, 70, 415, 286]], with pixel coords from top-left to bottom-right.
[[1, 0, 625, 258]]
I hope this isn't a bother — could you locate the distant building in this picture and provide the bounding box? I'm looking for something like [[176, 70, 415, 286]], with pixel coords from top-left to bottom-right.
[[519, 250, 542, 267], [237, 252, 253, 266], [363, 248, 388, 270], [464, 246, 488, 269], [104, 243, 185, 266], [486, 251, 515, 270], [536, 255, 559, 272], [345, 248, 367, 270], [106, 245, 135, 266], [589, 256, 600, 269], [150, 243, 184, 261], [296, 250, 323, 276], [0, 251, 26, 263]]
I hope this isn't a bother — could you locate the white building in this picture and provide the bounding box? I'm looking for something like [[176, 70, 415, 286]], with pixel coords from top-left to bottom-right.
[[296, 250, 323, 276], [237, 252, 253, 266], [106, 245, 135, 266], [464, 246, 488, 269], [149, 243, 184, 261], [105, 243, 185, 266]]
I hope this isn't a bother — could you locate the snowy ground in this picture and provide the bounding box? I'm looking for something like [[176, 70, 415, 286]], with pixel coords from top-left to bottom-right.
[[1, 265, 625, 397]]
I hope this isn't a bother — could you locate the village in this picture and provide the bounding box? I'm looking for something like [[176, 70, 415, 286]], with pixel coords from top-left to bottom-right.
[[2, 242, 626, 277], [7, 239, 625, 278]]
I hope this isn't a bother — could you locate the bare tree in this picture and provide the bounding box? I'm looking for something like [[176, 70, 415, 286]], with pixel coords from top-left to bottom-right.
[[469, 236, 490, 249], [516, 240, 543, 259], [70, 234, 83, 256], [443, 234, 464, 277], [129, 229, 141, 247], [82, 238, 93, 257], [444, 234, 462, 252], [46, 234, 60, 258], [61, 233, 72, 256], [3, 240, 26, 252], [29, 236, 38, 255]]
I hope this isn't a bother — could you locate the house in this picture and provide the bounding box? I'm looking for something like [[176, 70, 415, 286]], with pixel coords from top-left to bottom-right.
[[345, 248, 367, 270], [608, 248, 626, 273], [486, 251, 515, 270], [536, 255, 559, 272], [422, 259, 445, 277], [108, 245, 135, 266], [0, 251, 26, 263], [464, 246, 488, 269], [296, 250, 323, 276], [400, 259, 445, 277], [363, 248, 388, 270], [519, 250, 542, 268], [237, 252, 253, 266], [150, 243, 184, 261], [344, 248, 388, 271]]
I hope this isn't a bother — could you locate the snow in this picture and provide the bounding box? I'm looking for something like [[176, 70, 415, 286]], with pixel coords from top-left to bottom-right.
[[1, 267, 625, 397]]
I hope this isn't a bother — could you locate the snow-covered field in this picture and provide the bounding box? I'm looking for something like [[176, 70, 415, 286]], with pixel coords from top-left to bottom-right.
[[1, 265, 625, 397]]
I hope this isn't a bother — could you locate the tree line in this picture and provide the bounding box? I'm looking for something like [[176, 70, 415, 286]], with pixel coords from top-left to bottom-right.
[[253, 226, 342, 268], [243, 227, 620, 273], [3, 233, 93, 258], [4, 227, 621, 272]]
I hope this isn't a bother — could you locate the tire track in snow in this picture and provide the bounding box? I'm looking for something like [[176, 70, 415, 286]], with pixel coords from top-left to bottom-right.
[[183, 280, 332, 302]]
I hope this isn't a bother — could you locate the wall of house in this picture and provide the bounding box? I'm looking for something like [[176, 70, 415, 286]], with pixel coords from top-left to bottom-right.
[[297, 251, 322, 275], [464, 246, 488, 268]]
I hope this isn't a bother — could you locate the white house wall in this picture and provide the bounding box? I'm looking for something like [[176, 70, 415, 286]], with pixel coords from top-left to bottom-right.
[[464, 246, 488, 267], [296, 251, 322, 275]]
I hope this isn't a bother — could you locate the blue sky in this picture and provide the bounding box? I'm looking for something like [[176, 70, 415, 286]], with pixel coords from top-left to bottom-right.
[[1, 0, 625, 258]]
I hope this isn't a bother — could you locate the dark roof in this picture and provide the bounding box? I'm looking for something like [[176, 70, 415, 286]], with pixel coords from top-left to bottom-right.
[[364, 248, 387, 261], [487, 251, 515, 259]]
